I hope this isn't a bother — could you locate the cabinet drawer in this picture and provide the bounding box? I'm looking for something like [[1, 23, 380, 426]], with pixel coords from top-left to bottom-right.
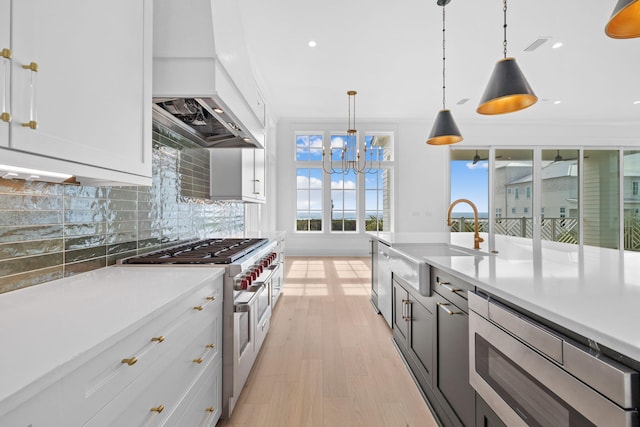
[[165, 358, 222, 427], [64, 280, 220, 424], [85, 321, 221, 427], [432, 268, 472, 312], [0, 380, 62, 426]]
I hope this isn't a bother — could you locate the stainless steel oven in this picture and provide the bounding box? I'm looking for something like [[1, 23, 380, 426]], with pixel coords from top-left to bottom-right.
[[469, 292, 639, 427]]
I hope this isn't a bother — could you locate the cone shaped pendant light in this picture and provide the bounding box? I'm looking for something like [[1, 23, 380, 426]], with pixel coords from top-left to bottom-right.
[[606, 0, 640, 38], [427, 0, 462, 145], [477, 0, 537, 115]]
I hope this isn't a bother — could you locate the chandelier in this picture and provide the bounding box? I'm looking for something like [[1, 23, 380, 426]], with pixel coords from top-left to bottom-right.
[[322, 90, 382, 174]]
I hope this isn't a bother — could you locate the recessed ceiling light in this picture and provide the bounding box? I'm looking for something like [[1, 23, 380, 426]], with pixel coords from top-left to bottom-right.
[[308, 40, 317, 47], [553, 100, 562, 105], [552, 42, 563, 49], [213, 107, 224, 114], [634, 100, 640, 105]]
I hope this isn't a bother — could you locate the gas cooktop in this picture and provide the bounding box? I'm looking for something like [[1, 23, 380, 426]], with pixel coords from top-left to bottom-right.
[[121, 238, 268, 265]]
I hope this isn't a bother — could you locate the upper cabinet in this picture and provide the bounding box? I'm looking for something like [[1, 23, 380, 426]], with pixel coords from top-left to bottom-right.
[[0, 0, 152, 186], [210, 148, 266, 203], [0, 0, 11, 148]]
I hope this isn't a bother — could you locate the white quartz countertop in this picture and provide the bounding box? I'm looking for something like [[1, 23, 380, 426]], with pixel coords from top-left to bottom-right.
[[0, 266, 225, 415], [369, 232, 640, 362]]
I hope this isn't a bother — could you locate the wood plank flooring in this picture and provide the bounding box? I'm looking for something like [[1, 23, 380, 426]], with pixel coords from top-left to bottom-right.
[[219, 257, 438, 427]]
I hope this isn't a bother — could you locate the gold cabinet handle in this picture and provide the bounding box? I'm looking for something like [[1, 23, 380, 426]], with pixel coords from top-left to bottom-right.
[[121, 357, 138, 366], [205, 406, 215, 412], [193, 305, 204, 311], [22, 62, 38, 72], [0, 112, 9, 123], [21, 120, 37, 129], [1, 48, 11, 59], [151, 336, 165, 343], [150, 405, 164, 413], [206, 296, 215, 301], [193, 358, 203, 364], [206, 343, 215, 349]]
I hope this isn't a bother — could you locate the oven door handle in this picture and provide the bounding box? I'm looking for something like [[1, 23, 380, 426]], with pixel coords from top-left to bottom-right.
[[234, 289, 260, 313]]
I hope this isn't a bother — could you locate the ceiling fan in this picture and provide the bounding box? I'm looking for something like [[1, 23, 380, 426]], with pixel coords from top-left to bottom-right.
[[472, 150, 488, 165], [552, 150, 579, 163]]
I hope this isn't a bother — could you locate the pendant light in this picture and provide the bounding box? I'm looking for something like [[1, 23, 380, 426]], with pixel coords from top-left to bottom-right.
[[606, 0, 640, 38], [477, 0, 537, 115], [427, 0, 462, 145]]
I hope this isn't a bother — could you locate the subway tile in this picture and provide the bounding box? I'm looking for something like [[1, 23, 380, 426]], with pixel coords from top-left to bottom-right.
[[64, 210, 105, 224], [0, 252, 64, 277], [0, 179, 63, 196], [107, 241, 138, 256], [0, 239, 64, 261], [64, 223, 108, 237], [65, 246, 107, 263], [64, 197, 103, 211], [0, 225, 64, 243], [64, 258, 107, 277], [0, 194, 63, 210], [65, 234, 107, 250], [0, 210, 63, 227], [64, 185, 105, 199], [0, 266, 64, 294]]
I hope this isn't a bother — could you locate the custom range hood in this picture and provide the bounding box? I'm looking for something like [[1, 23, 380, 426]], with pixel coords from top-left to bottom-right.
[[152, 0, 265, 149]]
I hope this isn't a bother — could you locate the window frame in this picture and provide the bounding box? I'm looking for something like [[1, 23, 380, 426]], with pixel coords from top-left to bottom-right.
[[293, 129, 395, 234]]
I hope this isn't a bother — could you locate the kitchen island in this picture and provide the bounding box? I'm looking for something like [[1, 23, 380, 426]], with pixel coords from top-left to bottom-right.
[[370, 231, 640, 427]]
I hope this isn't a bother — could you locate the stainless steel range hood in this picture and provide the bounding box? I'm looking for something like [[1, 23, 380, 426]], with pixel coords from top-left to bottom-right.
[[152, 98, 260, 149], [152, 0, 265, 149]]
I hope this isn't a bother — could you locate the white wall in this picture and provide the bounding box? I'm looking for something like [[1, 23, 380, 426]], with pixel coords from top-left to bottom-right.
[[274, 117, 640, 256]]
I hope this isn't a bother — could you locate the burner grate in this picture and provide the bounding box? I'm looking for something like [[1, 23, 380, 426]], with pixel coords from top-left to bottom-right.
[[123, 238, 268, 264]]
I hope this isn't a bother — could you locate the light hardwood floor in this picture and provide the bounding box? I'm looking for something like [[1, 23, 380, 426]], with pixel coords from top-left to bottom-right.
[[219, 257, 438, 427]]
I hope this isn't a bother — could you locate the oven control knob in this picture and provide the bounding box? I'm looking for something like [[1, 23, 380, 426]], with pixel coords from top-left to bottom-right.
[[263, 259, 270, 268], [251, 270, 258, 281], [256, 265, 263, 275], [241, 278, 250, 290]]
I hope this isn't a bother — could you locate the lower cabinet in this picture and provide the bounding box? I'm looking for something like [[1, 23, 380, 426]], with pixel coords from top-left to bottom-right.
[[392, 276, 434, 392], [392, 264, 483, 427], [0, 271, 224, 427], [475, 394, 507, 427]]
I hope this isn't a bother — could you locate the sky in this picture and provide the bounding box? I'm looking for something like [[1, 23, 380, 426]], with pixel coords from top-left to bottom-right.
[[450, 160, 488, 214]]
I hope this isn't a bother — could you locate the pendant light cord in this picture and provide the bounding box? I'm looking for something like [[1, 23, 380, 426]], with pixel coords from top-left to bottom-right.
[[503, 0, 508, 58], [442, 4, 446, 110]]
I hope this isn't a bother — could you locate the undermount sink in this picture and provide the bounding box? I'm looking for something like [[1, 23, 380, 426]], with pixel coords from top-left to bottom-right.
[[407, 243, 491, 257]]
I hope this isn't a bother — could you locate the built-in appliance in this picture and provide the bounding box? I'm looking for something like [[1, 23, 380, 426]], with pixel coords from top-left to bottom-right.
[[469, 292, 640, 427], [119, 237, 282, 419]]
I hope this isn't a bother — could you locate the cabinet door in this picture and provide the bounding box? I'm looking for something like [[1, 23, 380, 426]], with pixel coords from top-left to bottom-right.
[[392, 279, 409, 345], [0, 0, 8, 147], [0, 381, 62, 426], [252, 148, 266, 201], [407, 296, 434, 387], [9, 0, 151, 178], [436, 295, 475, 427], [377, 243, 392, 327], [476, 394, 507, 427], [370, 240, 379, 309]]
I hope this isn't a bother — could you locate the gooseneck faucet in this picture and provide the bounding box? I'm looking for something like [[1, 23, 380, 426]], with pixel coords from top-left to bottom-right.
[[447, 199, 484, 250]]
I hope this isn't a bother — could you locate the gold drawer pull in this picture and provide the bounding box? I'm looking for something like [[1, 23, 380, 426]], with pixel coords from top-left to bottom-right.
[[151, 336, 165, 343], [205, 406, 215, 413], [193, 358, 203, 364], [22, 62, 38, 72], [206, 343, 215, 349], [1, 112, 10, 123], [193, 305, 203, 311], [206, 296, 215, 301], [121, 357, 138, 366], [21, 120, 37, 129], [150, 405, 164, 413], [1, 48, 11, 59]]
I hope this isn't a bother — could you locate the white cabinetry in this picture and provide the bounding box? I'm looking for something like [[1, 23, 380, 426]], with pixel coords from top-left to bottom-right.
[[0, 0, 9, 148], [0, 0, 152, 186], [0, 267, 224, 427], [211, 148, 266, 203]]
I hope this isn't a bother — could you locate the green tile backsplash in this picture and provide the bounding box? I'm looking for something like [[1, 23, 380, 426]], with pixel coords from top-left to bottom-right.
[[0, 120, 244, 294]]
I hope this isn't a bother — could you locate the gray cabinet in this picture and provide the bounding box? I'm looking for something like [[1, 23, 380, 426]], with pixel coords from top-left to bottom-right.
[[210, 148, 266, 203], [370, 239, 379, 311], [392, 276, 434, 392], [475, 395, 507, 427], [432, 268, 475, 427], [376, 240, 392, 327]]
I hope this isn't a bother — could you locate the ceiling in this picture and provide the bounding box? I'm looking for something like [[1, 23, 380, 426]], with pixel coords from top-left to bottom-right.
[[237, 0, 640, 127]]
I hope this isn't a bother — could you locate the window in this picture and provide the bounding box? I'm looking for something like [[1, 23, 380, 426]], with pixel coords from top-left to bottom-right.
[[633, 181, 639, 196], [526, 186, 531, 198], [511, 207, 516, 214], [515, 188, 520, 199], [496, 208, 502, 218], [560, 207, 566, 218], [507, 188, 512, 195], [524, 207, 529, 214], [449, 149, 489, 231], [295, 131, 394, 233]]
